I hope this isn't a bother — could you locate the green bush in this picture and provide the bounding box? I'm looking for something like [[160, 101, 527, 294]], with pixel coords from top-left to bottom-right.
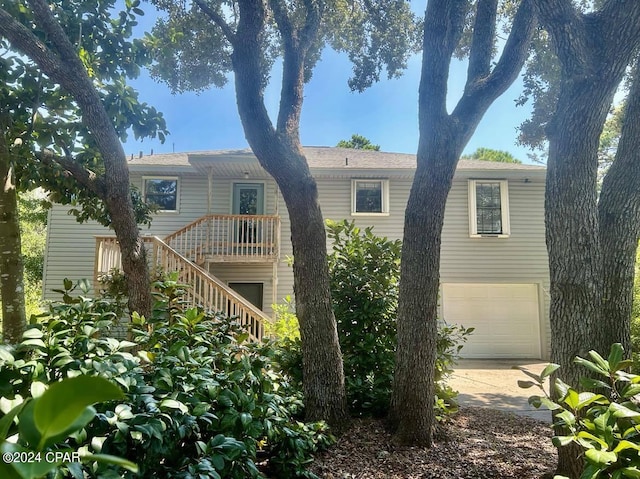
[[0, 375, 137, 479], [327, 219, 400, 416], [286, 219, 470, 419], [0, 278, 334, 478], [519, 344, 640, 479]]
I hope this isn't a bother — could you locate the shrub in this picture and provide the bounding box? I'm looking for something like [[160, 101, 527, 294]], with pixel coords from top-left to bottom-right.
[[519, 343, 640, 479], [0, 278, 334, 478], [327, 219, 400, 417], [279, 219, 470, 419], [0, 375, 137, 478]]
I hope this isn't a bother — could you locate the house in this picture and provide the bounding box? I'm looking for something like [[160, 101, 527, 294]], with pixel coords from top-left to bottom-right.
[[43, 147, 549, 359]]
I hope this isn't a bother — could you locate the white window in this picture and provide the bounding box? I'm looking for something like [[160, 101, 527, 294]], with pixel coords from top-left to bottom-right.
[[468, 180, 510, 237], [351, 179, 389, 215], [143, 177, 179, 212]]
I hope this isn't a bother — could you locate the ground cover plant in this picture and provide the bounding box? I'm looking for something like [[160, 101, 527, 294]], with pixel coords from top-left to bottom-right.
[[0, 278, 333, 478]]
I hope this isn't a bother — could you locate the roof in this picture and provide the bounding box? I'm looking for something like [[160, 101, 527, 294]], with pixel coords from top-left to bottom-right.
[[127, 147, 545, 174]]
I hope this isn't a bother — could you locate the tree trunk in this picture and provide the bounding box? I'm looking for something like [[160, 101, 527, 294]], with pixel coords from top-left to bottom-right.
[[544, 77, 618, 479], [596, 66, 640, 356], [229, 0, 348, 427], [0, 138, 26, 344], [389, 154, 457, 445], [0, 0, 152, 318], [389, 0, 535, 446], [282, 172, 349, 427], [533, 2, 640, 475]]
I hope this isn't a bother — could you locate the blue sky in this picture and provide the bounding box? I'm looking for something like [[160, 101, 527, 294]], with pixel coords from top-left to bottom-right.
[[123, 16, 537, 164]]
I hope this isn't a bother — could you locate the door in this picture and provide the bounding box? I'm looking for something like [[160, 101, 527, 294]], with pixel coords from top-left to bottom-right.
[[228, 282, 264, 310], [232, 183, 265, 245], [441, 283, 542, 358]]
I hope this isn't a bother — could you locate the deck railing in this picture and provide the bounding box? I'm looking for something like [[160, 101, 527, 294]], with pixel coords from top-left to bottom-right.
[[164, 214, 280, 263], [94, 235, 267, 340]]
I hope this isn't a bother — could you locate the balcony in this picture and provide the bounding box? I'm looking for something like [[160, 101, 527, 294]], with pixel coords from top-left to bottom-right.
[[164, 214, 280, 264]]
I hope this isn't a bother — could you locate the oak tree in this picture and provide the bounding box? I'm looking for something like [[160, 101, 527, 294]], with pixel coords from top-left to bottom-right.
[[520, 1, 640, 475], [0, 0, 167, 323], [389, 0, 536, 446], [148, 0, 418, 427]]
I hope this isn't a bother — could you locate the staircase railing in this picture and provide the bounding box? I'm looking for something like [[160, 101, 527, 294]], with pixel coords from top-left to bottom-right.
[[165, 214, 280, 263], [94, 235, 267, 340]]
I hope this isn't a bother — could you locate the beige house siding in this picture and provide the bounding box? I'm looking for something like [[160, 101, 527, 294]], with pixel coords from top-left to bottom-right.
[[43, 154, 550, 357], [271, 171, 550, 358]]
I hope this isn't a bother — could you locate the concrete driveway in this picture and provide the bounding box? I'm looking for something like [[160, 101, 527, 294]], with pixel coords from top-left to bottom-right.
[[449, 359, 552, 422]]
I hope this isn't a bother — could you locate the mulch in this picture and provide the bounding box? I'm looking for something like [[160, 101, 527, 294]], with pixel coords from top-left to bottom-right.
[[309, 407, 557, 479]]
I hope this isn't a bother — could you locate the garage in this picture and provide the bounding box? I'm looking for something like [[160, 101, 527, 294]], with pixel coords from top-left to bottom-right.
[[441, 283, 541, 359]]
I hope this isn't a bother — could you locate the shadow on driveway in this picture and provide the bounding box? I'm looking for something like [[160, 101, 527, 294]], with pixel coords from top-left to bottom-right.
[[449, 359, 552, 422]]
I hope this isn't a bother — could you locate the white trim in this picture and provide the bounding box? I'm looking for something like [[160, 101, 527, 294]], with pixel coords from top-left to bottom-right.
[[142, 176, 180, 213], [351, 179, 389, 215], [468, 179, 510, 237], [229, 181, 268, 215]]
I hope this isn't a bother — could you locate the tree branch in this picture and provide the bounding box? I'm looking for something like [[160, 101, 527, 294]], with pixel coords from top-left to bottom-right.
[[193, 0, 237, 47], [533, 0, 588, 75], [0, 7, 68, 82], [418, 0, 468, 123], [452, 0, 536, 132], [269, 0, 295, 43], [270, 0, 320, 137], [467, 0, 498, 83], [35, 149, 106, 198]]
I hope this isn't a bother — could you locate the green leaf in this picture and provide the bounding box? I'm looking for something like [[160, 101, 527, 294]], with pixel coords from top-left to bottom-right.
[[0, 402, 26, 441], [552, 435, 574, 447], [580, 377, 612, 390], [607, 343, 624, 371], [563, 389, 580, 410], [0, 347, 15, 363], [555, 379, 570, 400], [528, 395, 561, 410], [159, 399, 188, 414], [517, 380, 537, 389], [585, 448, 617, 466], [240, 412, 252, 426], [620, 467, 640, 478], [613, 440, 640, 453], [574, 357, 608, 377], [576, 431, 609, 450], [33, 376, 124, 449], [555, 409, 576, 427], [610, 402, 640, 419], [540, 363, 561, 380], [577, 392, 607, 410], [82, 454, 138, 473]]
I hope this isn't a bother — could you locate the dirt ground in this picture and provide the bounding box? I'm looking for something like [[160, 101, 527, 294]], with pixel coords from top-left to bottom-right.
[[309, 407, 557, 479]]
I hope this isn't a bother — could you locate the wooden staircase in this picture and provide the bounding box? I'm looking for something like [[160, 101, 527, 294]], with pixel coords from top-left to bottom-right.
[[95, 234, 270, 341]]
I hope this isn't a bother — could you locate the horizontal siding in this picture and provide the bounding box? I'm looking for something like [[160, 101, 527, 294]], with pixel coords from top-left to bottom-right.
[[274, 172, 550, 358], [45, 167, 550, 357], [208, 264, 276, 317]]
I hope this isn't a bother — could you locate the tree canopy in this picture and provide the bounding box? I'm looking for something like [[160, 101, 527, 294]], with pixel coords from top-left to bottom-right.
[[0, 0, 169, 318], [336, 134, 380, 151], [461, 147, 522, 163]]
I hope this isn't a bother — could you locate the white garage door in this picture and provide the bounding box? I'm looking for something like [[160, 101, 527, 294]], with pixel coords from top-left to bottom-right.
[[441, 283, 541, 359]]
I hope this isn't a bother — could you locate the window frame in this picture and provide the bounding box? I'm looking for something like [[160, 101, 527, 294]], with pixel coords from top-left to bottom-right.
[[468, 179, 510, 238], [351, 179, 390, 216], [142, 176, 180, 213]]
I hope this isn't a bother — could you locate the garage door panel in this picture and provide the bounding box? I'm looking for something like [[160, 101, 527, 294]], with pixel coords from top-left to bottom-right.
[[442, 283, 541, 359]]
